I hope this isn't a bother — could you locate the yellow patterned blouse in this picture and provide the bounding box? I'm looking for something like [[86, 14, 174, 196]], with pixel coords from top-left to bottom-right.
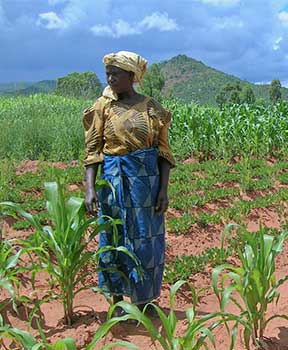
[[83, 96, 175, 167]]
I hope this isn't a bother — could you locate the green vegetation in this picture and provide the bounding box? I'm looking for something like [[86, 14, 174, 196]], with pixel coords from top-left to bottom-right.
[[0, 94, 89, 161], [212, 228, 288, 349], [0, 239, 24, 311], [55, 71, 102, 100], [2, 95, 288, 162], [2, 54, 288, 106], [0, 80, 56, 96], [139, 63, 165, 101], [105, 280, 239, 350], [216, 82, 256, 108], [160, 54, 288, 105], [164, 99, 288, 160], [1, 181, 141, 326], [1, 93, 288, 348], [0, 316, 77, 350], [269, 79, 282, 104]]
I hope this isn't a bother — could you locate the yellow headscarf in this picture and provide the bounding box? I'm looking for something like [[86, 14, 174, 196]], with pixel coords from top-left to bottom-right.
[[102, 50, 147, 100]]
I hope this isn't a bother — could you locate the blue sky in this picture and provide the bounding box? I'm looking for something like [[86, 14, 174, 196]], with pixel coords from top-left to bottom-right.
[[1, 0, 288, 86]]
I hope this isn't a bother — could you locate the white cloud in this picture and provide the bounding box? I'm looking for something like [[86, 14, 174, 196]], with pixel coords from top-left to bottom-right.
[[91, 12, 179, 38], [37, 11, 67, 29], [139, 12, 179, 31], [91, 20, 140, 38], [278, 11, 288, 26], [214, 17, 244, 29], [273, 36, 283, 50], [114, 19, 140, 37], [90, 25, 114, 37], [39, 0, 111, 30], [199, 0, 240, 6]]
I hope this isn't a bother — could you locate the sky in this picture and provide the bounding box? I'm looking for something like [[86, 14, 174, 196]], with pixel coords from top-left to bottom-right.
[[1, 0, 288, 86]]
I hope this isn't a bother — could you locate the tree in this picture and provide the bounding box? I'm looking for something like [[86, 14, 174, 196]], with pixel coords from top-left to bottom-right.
[[55, 71, 102, 100], [139, 64, 165, 101], [215, 90, 226, 109], [241, 86, 256, 104], [269, 79, 282, 104], [215, 82, 242, 108], [229, 90, 241, 105]]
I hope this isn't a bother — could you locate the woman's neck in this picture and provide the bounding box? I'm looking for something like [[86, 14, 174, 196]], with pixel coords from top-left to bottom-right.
[[117, 89, 137, 101]]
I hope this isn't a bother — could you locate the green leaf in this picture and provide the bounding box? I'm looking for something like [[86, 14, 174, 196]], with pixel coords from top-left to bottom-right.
[[0, 278, 15, 298], [186, 307, 195, 324], [52, 337, 77, 350], [220, 285, 235, 311], [0, 201, 42, 230], [8, 327, 38, 349], [98, 341, 139, 350], [169, 280, 187, 309], [6, 249, 22, 269]]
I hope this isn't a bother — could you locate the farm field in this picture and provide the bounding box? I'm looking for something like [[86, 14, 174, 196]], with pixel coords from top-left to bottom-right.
[[1, 95, 288, 349]]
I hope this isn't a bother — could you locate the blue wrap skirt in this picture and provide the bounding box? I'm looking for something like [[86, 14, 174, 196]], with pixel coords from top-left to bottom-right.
[[97, 147, 165, 304]]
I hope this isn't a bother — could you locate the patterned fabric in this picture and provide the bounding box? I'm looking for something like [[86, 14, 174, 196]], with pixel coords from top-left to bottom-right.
[[98, 147, 165, 304], [83, 96, 176, 167], [102, 51, 147, 101]]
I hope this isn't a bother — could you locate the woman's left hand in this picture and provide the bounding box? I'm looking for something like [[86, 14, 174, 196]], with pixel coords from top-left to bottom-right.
[[155, 189, 169, 215]]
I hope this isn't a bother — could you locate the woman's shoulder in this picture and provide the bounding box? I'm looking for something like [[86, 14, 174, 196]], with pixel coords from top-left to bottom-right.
[[83, 96, 107, 115], [82, 96, 107, 130], [146, 97, 171, 124]]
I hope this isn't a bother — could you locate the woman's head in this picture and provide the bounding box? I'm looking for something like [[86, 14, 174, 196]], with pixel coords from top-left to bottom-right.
[[105, 65, 134, 94], [102, 51, 147, 99]]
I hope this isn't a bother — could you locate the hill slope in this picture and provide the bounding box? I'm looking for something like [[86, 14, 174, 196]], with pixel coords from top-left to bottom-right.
[[0, 80, 56, 96], [160, 54, 288, 105]]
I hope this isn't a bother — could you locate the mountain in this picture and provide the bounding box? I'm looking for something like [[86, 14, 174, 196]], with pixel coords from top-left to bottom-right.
[[159, 54, 288, 105], [1, 56, 287, 105], [0, 80, 56, 96]]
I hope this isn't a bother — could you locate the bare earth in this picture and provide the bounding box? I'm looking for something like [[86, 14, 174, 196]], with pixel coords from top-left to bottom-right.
[[1, 160, 288, 350]]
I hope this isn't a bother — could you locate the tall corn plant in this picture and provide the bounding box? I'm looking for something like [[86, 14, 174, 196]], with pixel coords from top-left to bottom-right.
[[0, 181, 140, 326], [212, 228, 288, 349], [88, 280, 240, 350]]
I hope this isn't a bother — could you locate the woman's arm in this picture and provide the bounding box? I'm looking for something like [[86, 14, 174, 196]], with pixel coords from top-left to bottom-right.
[[85, 163, 99, 216], [155, 157, 171, 215]]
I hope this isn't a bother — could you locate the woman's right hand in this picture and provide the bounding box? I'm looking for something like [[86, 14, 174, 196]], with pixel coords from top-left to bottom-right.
[[85, 164, 99, 216], [85, 188, 99, 216]]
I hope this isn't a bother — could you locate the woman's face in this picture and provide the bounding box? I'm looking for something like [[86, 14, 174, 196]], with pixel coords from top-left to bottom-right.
[[105, 65, 134, 93]]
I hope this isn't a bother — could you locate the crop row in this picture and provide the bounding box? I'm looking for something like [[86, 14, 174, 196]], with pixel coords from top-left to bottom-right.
[[1, 94, 288, 161]]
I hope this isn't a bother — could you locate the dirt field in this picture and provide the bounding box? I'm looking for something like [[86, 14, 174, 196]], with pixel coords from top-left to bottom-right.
[[1, 160, 288, 350]]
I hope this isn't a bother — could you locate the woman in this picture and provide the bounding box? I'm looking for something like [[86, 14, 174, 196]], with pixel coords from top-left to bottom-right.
[[83, 51, 175, 316]]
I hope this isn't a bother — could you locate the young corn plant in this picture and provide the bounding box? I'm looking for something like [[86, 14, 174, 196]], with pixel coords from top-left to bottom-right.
[[0, 314, 137, 350], [1, 181, 141, 326], [0, 315, 77, 350], [90, 280, 241, 350], [212, 227, 288, 349], [0, 238, 24, 312]]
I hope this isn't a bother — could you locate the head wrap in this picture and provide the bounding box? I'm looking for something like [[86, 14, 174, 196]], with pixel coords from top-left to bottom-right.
[[102, 50, 147, 100]]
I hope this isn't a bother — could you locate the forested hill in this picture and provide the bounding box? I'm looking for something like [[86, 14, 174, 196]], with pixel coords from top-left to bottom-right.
[[1, 54, 288, 106], [0, 80, 56, 96], [159, 54, 288, 105]]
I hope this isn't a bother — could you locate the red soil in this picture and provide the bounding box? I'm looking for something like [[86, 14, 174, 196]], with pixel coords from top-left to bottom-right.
[[1, 162, 288, 350]]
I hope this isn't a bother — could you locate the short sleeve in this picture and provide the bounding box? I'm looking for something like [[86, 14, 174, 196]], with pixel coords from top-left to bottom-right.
[[82, 97, 106, 166], [147, 98, 176, 168], [158, 110, 176, 168]]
